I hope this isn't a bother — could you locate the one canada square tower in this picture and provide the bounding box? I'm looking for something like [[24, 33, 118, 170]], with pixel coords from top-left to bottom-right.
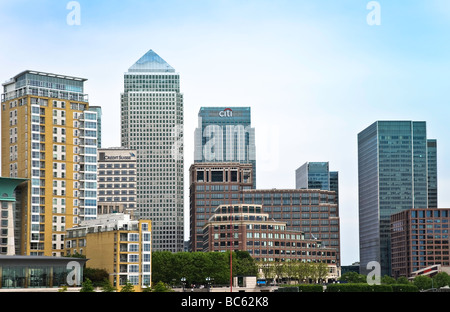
[[121, 50, 184, 252]]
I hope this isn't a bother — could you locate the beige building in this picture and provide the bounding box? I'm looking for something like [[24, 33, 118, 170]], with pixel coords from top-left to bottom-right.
[[97, 148, 137, 217], [65, 213, 151, 291], [1, 70, 98, 256]]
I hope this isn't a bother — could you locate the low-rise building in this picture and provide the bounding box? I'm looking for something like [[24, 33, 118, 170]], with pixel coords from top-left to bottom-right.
[[65, 213, 151, 291], [203, 204, 339, 281]]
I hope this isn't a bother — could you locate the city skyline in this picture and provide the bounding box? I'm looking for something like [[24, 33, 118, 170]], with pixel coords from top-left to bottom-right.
[[1, 1, 450, 265]]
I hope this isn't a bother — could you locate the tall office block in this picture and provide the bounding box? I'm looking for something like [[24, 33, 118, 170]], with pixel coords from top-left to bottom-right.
[[1, 70, 98, 256], [121, 50, 184, 252], [295, 162, 339, 204], [194, 107, 256, 188], [358, 121, 437, 276]]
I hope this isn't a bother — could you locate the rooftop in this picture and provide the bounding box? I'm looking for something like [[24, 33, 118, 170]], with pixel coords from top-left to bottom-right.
[[128, 49, 175, 73]]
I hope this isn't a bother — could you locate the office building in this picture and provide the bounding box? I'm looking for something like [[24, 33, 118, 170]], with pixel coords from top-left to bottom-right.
[[241, 188, 340, 266], [189, 162, 253, 252], [295, 162, 339, 204], [203, 204, 339, 271], [358, 120, 437, 276], [1, 70, 98, 256], [97, 148, 137, 217], [189, 162, 340, 264], [391, 208, 450, 278], [121, 50, 184, 252], [194, 107, 256, 188], [65, 213, 152, 291]]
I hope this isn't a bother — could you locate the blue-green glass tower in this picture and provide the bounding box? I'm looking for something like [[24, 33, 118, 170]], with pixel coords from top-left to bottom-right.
[[194, 107, 256, 188], [295, 162, 339, 205], [358, 121, 437, 276]]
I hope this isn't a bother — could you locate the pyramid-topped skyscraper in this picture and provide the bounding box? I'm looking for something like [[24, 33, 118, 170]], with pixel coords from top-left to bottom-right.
[[128, 49, 175, 73], [121, 49, 184, 252]]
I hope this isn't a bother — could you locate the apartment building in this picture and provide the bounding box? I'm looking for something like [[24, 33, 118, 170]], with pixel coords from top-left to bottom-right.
[[65, 213, 152, 291], [1, 70, 98, 256]]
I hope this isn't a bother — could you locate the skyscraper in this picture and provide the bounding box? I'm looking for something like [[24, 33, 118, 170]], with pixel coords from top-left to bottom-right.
[[194, 107, 256, 188], [357, 120, 437, 276], [295, 162, 339, 204], [121, 50, 184, 252], [1, 70, 98, 256]]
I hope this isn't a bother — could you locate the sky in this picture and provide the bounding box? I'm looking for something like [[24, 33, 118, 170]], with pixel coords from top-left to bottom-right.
[[1, 0, 450, 266]]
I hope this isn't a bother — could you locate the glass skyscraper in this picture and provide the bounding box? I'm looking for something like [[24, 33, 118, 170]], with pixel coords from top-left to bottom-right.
[[358, 121, 437, 276], [121, 50, 184, 252], [194, 107, 256, 187], [295, 162, 339, 203]]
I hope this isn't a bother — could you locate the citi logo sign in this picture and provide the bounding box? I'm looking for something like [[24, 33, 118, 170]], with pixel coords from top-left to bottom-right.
[[219, 108, 233, 117]]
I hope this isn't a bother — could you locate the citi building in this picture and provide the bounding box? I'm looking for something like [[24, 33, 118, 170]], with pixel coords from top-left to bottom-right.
[[194, 107, 256, 188]]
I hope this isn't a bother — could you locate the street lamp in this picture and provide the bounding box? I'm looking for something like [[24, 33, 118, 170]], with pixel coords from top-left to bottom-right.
[[181, 277, 186, 292], [206, 277, 213, 292]]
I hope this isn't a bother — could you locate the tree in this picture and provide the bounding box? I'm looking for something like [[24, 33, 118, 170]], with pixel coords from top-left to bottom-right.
[[258, 261, 275, 284], [152, 281, 173, 292], [339, 271, 367, 283], [80, 278, 95, 292], [413, 275, 432, 291], [84, 267, 109, 287], [295, 261, 312, 283], [120, 281, 135, 292], [101, 279, 117, 292], [381, 275, 397, 285], [272, 261, 284, 284], [315, 262, 329, 283], [433, 272, 450, 288], [396, 276, 410, 285]]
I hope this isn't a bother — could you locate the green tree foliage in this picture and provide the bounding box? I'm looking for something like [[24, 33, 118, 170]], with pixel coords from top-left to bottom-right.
[[83, 267, 109, 287], [257, 260, 331, 284], [101, 279, 117, 292], [432, 272, 450, 288], [412, 275, 432, 290], [152, 281, 174, 292], [339, 271, 367, 283], [151, 251, 258, 286], [120, 281, 135, 292], [80, 278, 95, 292]]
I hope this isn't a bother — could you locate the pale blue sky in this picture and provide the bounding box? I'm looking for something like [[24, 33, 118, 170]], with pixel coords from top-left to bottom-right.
[[1, 0, 450, 265]]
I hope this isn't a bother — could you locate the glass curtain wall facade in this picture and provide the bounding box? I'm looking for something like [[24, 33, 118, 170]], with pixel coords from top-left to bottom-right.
[[194, 107, 256, 188], [358, 121, 437, 276], [296, 162, 339, 205], [121, 50, 184, 252]]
